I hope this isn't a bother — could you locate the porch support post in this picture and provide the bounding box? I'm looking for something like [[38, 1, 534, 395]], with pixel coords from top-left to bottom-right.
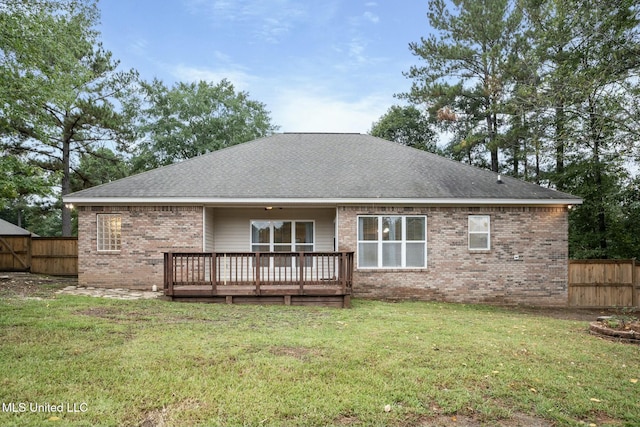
[[211, 252, 217, 296], [164, 252, 174, 296], [340, 252, 347, 295], [298, 251, 305, 295], [255, 252, 261, 296]]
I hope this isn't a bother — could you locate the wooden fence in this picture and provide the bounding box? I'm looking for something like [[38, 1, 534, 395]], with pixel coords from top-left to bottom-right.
[[0, 236, 77, 276], [569, 259, 639, 308]]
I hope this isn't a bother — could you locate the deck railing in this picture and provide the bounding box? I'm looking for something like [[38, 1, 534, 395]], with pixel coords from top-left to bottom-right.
[[164, 252, 354, 297]]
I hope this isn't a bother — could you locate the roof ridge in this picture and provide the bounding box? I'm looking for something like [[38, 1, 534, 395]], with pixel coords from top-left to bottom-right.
[[282, 132, 361, 135]]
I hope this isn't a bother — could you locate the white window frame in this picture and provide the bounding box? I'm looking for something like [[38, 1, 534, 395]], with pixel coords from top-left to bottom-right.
[[357, 215, 427, 269], [96, 214, 121, 252], [468, 215, 491, 251], [249, 220, 316, 252]]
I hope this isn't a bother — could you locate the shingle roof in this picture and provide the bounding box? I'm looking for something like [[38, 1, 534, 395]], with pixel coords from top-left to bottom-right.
[[64, 133, 581, 204], [0, 218, 35, 236]]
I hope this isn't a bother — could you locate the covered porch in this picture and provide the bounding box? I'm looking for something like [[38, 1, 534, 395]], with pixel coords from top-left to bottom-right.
[[163, 251, 354, 307]]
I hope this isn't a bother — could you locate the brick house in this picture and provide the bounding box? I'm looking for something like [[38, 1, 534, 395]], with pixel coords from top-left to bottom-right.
[[63, 133, 581, 306]]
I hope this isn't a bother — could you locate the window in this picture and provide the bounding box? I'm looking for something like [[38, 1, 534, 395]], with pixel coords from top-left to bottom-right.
[[97, 214, 121, 252], [357, 216, 426, 268], [250, 220, 314, 252], [468, 215, 490, 250]]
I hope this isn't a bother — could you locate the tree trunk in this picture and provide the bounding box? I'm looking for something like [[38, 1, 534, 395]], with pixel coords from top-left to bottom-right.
[[554, 104, 566, 191], [589, 96, 607, 257], [61, 125, 72, 237]]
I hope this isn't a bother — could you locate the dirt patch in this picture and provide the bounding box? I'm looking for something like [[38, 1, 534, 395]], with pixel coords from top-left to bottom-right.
[[139, 399, 202, 427], [270, 345, 320, 360], [1, 272, 632, 324], [0, 272, 76, 298], [499, 305, 635, 322], [417, 414, 554, 427]]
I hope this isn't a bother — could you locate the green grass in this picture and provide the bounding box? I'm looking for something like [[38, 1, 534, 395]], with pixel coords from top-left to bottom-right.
[[0, 296, 639, 427]]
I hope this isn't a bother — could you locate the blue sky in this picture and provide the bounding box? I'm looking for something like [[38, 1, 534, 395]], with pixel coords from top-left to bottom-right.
[[98, 1, 432, 133]]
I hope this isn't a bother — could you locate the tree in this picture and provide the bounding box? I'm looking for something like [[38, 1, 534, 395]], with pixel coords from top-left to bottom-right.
[[403, 0, 523, 172], [369, 105, 438, 153], [404, 0, 640, 258], [70, 147, 129, 191], [521, 0, 640, 257], [129, 79, 278, 171], [0, 154, 54, 227], [0, 0, 137, 236]]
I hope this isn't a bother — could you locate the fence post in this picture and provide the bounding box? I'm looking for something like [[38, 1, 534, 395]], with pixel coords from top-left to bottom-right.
[[633, 258, 638, 308]]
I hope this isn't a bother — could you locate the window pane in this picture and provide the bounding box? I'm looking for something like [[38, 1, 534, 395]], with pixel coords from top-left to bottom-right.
[[358, 217, 378, 240], [382, 242, 402, 267], [251, 244, 270, 252], [382, 217, 402, 241], [406, 243, 425, 267], [295, 245, 313, 252], [97, 214, 121, 251], [406, 217, 425, 241], [295, 222, 314, 244], [358, 242, 378, 267], [469, 216, 489, 232], [469, 234, 489, 250], [252, 221, 270, 244], [273, 221, 292, 243]]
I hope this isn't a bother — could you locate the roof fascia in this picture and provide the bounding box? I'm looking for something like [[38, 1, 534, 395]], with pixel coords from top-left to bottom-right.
[[62, 196, 583, 207]]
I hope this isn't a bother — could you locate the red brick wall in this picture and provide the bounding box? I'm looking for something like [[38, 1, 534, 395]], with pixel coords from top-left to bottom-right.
[[77, 206, 203, 289], [77, 204, 569, 305], [337, 206, 569, 306]]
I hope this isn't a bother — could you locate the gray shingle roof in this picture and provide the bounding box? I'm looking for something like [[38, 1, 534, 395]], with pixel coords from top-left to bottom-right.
[[0, 218, 34, 235], [64, 133, 581, 204]]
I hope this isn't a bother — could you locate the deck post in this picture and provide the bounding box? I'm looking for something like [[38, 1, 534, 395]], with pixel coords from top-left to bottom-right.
[[340, 252, 347, 294], [165, 252, 174, 296], [255, 252, 261, 295], [211, 252, 217, 296], [298, 251, 305, 295]]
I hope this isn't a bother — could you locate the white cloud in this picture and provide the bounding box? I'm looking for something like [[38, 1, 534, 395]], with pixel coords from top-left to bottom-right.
[[270, 88, 391, 133], [363, 11, 379, 24], [170, 64, 254, 91], [184, 0, 309, 43], [128, 38, 149, 55]]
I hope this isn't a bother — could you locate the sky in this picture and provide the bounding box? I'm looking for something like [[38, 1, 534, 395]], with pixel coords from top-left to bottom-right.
[[98, 0, 433, 134]]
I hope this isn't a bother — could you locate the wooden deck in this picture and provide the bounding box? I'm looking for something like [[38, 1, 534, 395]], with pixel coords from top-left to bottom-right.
[[164, 252, 354, 307]]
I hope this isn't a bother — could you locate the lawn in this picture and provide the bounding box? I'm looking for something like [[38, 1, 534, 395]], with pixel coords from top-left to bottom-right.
[[0, 294, 638, 427]]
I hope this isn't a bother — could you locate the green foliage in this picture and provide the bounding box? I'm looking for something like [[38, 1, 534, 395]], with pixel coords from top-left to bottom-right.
[[0, 0, 138, 236], [129, 79, 278, 171], [403, 0, 523, 172], [404, 0, 640, 258], [0, 154, 54, 209], [70, 147, 129, 192], [369, 105, 438, 153]]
